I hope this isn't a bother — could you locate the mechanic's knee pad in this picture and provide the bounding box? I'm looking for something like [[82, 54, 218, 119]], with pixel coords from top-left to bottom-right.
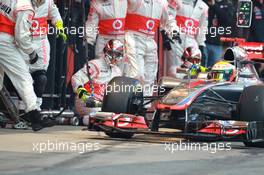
[[31, 70, 47, 97]]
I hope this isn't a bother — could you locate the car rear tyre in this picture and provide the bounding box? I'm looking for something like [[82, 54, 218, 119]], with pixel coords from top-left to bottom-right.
[[238, 85, 264, 147]]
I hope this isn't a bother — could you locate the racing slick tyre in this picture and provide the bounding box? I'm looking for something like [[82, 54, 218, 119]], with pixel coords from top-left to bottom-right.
[[238, 85, 264, 148], [102, 76, 143, 139], [102, 76, 143, 115], [105, 132, 134, 139]]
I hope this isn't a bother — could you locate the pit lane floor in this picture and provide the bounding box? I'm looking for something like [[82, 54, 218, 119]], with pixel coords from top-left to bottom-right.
[[0, 126, 263, 175]]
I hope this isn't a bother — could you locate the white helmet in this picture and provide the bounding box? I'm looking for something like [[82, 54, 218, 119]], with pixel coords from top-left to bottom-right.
[[103, 39, 124, 66]]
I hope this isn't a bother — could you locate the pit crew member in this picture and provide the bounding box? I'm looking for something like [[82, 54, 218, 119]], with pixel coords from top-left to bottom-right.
[[176, 47, 207, 79], [204, 0, 234, 67], [85, 0, 127, 61], [0, 0, 55, 131], [30, 0, 67, 110], [248, 0, 264, 42], [125, 0, 180, 96], [71, 39, 123, 124], [165, 0, 208, 78]]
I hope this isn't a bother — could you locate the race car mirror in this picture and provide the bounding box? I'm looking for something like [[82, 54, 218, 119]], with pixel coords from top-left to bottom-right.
[[236, 0, 253, 28]]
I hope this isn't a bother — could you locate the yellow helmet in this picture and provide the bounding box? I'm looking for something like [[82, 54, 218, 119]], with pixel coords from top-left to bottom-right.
[[211, 61, 236, 81]]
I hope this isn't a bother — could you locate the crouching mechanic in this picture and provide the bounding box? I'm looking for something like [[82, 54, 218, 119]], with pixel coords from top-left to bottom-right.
[[176, 47, 207, 79], [71, 39, 123, 124], [165, 0, 208, 78], [30, 0, 67, 110], [0, 0, 55, 131]]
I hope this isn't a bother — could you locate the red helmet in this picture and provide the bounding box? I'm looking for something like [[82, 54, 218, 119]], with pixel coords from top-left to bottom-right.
[[182, 47, 202, 68], [103, 39, 124, 65], [182, 47, 202, 62]]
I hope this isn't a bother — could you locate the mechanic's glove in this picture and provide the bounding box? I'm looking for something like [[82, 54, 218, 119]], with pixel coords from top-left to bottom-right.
[[172, 30, 182, 44], [161, 30, 173, 50], [29, 51, 39, 64], [55, 21, 67, 42], [77, 86, 90, 103], [161, 30, 172, 50], [190, 64, 199, 77], [199, 65, 208, 72], [85, 43, 95, 60]]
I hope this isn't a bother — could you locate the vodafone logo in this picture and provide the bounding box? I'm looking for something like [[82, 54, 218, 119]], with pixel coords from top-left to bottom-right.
[[31, 19, 39, 30], [185, 19, 194, 28], [146, 19, 155, 30], [112, 19, 123, 30]]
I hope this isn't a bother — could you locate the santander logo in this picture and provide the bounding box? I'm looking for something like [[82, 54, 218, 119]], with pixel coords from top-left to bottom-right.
[[242, 44, 263, 55], [242, 45, 263, 51]]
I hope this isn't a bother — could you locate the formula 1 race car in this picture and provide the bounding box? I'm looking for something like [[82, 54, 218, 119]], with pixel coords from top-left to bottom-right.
[[88, 38, 264, 148]]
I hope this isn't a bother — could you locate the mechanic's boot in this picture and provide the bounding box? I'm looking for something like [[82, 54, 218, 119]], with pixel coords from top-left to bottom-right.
[[21, 110, 56, 131], [24, 110, 43, 131]]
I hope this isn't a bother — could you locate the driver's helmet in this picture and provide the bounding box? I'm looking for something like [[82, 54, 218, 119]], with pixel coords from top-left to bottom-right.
[[182, 47, 202, 68], [211, 61, 236, 81], [103, 39, 124, 66]]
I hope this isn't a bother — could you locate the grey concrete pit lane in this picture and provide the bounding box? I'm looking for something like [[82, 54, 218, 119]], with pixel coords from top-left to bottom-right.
[[0, 126, 263, 175]]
